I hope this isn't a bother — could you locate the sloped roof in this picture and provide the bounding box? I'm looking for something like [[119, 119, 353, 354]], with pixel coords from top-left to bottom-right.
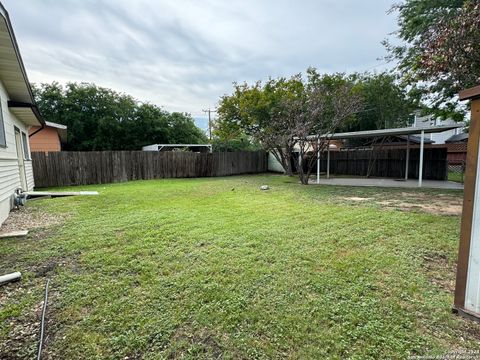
[[45, 121, 67, 143], [0, 3, 44, 126], [445, 133, 468, 143]]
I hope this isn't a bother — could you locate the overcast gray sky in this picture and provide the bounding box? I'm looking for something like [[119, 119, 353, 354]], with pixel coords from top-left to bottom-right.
[[3, 0, 398, 128]]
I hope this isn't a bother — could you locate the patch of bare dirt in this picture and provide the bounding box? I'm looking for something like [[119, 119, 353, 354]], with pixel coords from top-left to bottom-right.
[[343, 197, 374, 202], [341, 191, 463, 216], [0, 258, 77, 360], [377, 199, 462, 216], [0, 282, 43, 360], [166, 326, 225, 359], [420, 251, 480, 347], [0, 206, 66, 234], [422, 252, 456, 293]]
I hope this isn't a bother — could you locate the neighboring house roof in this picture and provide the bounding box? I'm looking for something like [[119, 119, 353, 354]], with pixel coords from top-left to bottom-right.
[[445, 133, 468, 143], [45, 121, 67, 143], [0, 3, 44, 126]]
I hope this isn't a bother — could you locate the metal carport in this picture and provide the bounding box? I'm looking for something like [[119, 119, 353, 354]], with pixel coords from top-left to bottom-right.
[[310, 124, 464, 187]]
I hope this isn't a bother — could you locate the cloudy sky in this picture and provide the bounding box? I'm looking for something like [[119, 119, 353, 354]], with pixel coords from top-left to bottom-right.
[[3, 0, 399, 130]]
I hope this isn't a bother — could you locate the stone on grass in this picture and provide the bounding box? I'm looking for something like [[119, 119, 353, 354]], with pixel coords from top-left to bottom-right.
[[260, 185, 270, 190]]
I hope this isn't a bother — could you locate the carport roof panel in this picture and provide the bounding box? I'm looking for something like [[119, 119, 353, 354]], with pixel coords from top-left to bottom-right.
[[312, 124, 465, 140]]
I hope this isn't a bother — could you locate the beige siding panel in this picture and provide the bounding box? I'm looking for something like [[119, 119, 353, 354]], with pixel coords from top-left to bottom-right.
[[0, 196, 11, 225], [25, 161, 34, 190], [0, 177, 19, 194], [0, 169, 20, 182], [0, 156, 18, 163]]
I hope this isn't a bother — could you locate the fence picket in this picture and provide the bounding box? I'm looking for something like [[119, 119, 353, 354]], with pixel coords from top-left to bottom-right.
[[32, 151, 267, 187]]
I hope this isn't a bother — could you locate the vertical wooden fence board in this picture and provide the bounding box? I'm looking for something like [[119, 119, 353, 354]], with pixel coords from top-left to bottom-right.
[[312, 148, 447, 180], [32, 151, 268, 187]]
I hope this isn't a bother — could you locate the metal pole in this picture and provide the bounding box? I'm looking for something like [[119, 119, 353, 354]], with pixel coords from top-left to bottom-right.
[[405, 135, 410, 180], [208, 109, 212, 141], [202, 108, 217, 141], [327, 144, 331, 179], [316, 137, 320, 184], [418, 130, 424, 187]]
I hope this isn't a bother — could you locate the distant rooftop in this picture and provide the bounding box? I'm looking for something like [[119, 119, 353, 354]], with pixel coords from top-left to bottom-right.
[[445, 133, 468, 143]]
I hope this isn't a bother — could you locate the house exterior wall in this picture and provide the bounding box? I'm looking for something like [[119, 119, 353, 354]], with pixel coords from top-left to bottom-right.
[[142, 144, 159, 151], [413, 114, 463, 145], [29, 126, 61, 152], [268, 152, 286, 173], [0, 80, 34, 224]]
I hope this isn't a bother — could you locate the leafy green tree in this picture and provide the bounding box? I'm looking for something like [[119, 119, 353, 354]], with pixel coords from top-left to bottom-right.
[[347, 72, 417, 131], [217, 68, 363, 182], [385, 0, 477, 121], [211, 124, 261, 152], [168, 112, 209, 144], [32, 82, 207, 150], [217, 76, 304, 175]]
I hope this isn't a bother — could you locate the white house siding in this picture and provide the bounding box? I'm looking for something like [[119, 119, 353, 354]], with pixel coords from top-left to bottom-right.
[[268, 152, 286, 173], [413, 114, 464, 144], [0, 80, 34, 224], [142, 144, 158, 151], [25, 161, 34, 190]]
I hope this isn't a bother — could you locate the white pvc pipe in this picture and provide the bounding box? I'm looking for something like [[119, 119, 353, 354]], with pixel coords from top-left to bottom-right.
[[418, 130, 424, 187], [316, 137, 320, 184], [327, 145, 331, 179], [405, 135, 410, 180], [0, 271, 21, 285]]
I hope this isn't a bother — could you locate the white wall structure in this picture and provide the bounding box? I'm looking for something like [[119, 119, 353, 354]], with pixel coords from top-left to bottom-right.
[[268, 152, 286, 173], [413, 113, 464, 144], [142, 144, 212, 153], [0, 4, 44, 224], [465, 140, 480, 314]]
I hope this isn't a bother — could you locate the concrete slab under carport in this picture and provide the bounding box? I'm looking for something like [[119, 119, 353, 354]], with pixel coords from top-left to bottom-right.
[[310, 177, 464, 190]]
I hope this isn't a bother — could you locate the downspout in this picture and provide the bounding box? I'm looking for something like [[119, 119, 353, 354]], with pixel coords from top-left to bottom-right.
[[29, 124, 45, 138]]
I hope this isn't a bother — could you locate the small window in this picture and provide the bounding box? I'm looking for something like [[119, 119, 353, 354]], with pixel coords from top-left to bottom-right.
[[21, 131, 30, 160], [0, 99, 6, 147]]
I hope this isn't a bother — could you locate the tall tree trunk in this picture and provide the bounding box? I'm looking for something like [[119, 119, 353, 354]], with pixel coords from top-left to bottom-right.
[[272, 145, 294, 176]]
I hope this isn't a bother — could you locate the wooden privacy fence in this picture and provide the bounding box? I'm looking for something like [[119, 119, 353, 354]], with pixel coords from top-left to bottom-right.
[[311, 147, 448, 180], [32, 151, 267, 187]]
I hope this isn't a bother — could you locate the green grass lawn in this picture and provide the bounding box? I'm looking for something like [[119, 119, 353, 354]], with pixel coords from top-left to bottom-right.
[[0, 175, 478, 359], [448, 171, 465, 183]]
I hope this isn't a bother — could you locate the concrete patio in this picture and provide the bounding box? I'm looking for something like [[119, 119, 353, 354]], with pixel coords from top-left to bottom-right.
[[311, 177, 464, 190]]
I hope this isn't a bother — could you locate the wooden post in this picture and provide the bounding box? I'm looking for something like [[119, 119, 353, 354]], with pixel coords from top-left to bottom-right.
[[454, 85, 480, 322]]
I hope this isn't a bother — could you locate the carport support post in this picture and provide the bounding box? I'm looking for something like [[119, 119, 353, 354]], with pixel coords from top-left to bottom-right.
[[316, 137, 320, 184], [327, 144, 331, 179], [418, 130, 424, 187], [405, 135, 410, 180]]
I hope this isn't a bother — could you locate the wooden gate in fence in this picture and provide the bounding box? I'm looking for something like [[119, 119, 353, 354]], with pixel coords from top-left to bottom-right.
[[32, 151, 267, 187]]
